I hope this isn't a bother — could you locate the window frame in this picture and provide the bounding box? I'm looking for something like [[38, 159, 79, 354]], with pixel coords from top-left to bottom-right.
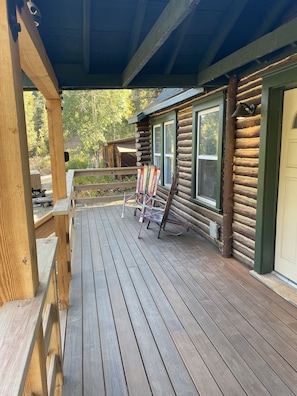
[[192, 93, 224, 212], [151, 112, 177, 187]]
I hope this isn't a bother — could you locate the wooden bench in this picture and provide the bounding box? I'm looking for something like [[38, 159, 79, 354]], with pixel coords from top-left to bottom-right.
[[0, 238, 63, 396]]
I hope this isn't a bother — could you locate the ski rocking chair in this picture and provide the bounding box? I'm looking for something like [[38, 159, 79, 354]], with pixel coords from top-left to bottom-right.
[[121, 164, 160, 221], [138, 171, 190, 239]]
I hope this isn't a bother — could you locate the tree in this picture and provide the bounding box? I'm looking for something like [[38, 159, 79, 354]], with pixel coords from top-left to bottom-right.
[[24, 91, 48, 156], [62, 89, 135, 156]]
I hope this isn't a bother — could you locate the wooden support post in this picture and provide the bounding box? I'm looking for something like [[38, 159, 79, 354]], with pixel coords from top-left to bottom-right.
[[24, 325, 48, 396], [46, 99, 71, 309], [222, 75, 237, 257], [0, 0, 39, 303]]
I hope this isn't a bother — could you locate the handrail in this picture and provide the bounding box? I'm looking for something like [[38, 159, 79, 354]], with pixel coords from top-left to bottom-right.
[[0, 238, 62, 395], [72, 166, 138, 206]]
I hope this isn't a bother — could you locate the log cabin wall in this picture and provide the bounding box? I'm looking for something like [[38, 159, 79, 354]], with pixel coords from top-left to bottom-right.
[[232, 72, 262, 268], [140, 91, 226, 246], [174, 100, 224, 245], [135, 86, 261, 261], [135, 120, 151, 166]]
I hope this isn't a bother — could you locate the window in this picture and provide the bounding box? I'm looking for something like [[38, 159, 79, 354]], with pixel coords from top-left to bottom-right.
[[193, 94, 224, 210], [152, 114, 176, 187]]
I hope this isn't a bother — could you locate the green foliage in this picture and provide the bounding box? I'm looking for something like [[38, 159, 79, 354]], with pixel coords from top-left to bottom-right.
[[199, 110, 219, 156], [66, 158, 89, 171], [24, 91, 48, 157], [74, 175, 99, 185], [62, 89, 136, 157], [25, 88, 161, 172]]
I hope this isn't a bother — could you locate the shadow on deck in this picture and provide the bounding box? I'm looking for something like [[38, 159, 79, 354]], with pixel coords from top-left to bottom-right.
[[62, 204, 297, 396]]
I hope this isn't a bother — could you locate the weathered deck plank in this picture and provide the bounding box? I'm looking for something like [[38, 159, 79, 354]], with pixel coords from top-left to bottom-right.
[[63, 205, 297, 395]]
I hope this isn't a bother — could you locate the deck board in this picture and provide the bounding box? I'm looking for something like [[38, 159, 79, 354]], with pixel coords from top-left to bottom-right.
[[63, 205, 297, 395]]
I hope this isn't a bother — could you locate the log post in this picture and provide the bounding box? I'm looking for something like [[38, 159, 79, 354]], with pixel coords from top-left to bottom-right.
[[46, 99, 70, 309], [222, 75, 237, 257], [0, 0, 39, 303]]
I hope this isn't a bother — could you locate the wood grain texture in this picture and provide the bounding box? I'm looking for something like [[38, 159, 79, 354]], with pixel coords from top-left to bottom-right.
[[0, 238, 58, 396], [63, 206, 297, 395]]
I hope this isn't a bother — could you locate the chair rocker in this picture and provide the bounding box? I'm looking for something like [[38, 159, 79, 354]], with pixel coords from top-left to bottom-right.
[[121, 164, 160, 221], [138, 171, 190, 238]]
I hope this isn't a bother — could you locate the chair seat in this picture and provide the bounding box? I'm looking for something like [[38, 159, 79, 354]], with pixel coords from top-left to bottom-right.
[[138, 170, 189, 239]]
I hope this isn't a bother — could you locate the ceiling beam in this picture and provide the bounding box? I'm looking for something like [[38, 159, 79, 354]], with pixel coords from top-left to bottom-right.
[[198, 0, 248, 70], [250, 0, 291, 41], [17, 2, 59, 99], [122, 0, 202, 87], [41, 64, 200, 89], [197, 16, 297, 85], [165, 12, 194, 75], [83, 0, 91, 73], [128, 0, 148, 60]]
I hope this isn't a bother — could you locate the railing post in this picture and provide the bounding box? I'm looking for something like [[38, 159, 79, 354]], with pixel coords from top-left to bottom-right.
[[24, 325, 48, 395], [0, 0, 39, 302], [46, 99, 71, 309]]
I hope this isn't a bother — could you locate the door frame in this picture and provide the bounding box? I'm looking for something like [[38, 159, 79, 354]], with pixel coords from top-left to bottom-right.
[[254, 60, 297, 274]]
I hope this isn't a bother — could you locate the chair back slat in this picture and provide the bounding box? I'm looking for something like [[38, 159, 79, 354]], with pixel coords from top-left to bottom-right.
[[121, 163, 160, 219]]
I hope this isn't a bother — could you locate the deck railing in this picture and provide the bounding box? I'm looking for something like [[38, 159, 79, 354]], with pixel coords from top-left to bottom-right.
[[0, 238, 63, 396], [0, 167, 138, 395], [71, 166, 138, 206]]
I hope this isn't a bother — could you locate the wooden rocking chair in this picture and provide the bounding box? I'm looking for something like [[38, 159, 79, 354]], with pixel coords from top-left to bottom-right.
[[138, 171, 189, 238], [121, 164, 160, 220]]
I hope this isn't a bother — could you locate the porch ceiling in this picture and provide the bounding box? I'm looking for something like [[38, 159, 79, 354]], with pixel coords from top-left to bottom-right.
[[24, 0, 297, 90]]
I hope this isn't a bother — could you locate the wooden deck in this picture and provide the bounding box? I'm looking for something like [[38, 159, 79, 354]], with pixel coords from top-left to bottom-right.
[[62, 205, 297, 396]]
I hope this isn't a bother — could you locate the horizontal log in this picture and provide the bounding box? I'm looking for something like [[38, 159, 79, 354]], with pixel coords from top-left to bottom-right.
[[235, 137, 260, 149], [232, 223, 255, 242], [177, 126, 192, 136], [233, 202, 256, 220], [233, 184, 257, 200], [234, 148, 259, 158], [232, 240, 255, 260], [135, 129, 150, 136], [237, 86, 262, 102], [178, 171, 192, 182], [178, 119, 192, 128], [136, 146, 150, 153], [178, 108, 192, 119], [233, 157, 259, 167], [178, 179, 192, 190], [136, 150, 150, 157], [136, 136, 151, 143], [178, 154, 193, 163], [137, 155, 151, 162], [177, 145, 192, 154], [177, 183, 192, 196], [235, 115, 261, 130], [236, 125, 260, 138], [175, 191, 222, 224], [233, 213, 256, 230], [234, 193, 257, 209], [177, 160, 192, 169], [178, 140, 192, 148], [233, 175, 258, 188], [234, 166, 258, 178], [233, 231, 255, 250], [237, 76, 262, 93], [232, 250, 254, 269]]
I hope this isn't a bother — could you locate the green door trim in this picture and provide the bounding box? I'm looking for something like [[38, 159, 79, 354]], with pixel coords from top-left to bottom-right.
[[254, 61, 297, 274]]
